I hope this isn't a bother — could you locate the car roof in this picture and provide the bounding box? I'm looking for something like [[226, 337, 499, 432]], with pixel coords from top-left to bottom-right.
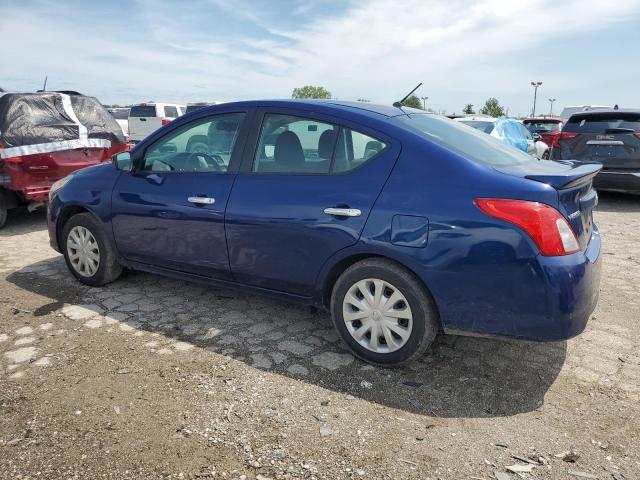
[[131, 102, 182, 107], [197, 99, 420, 120], [523, 117, 562, 122], [568, 108, 640, 118]]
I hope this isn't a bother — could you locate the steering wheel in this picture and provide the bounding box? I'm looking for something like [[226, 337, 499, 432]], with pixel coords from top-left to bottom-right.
[[186, 151, 222, 172]]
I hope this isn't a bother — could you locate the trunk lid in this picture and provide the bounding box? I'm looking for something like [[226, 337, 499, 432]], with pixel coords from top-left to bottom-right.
[[496, 160, 602, 251], [559, 111, 640, 170]]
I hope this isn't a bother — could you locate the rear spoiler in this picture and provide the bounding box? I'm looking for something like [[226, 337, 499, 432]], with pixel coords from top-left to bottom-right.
[[525, 161, 602, 189]]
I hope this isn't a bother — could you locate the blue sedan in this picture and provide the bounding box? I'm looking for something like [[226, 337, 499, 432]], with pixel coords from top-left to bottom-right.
[[47, 100, 602, 365]]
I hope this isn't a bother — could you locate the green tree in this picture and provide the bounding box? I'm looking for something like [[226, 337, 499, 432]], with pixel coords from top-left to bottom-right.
[[291, 86, 332, 99], [479, 97, 505, 117], [401, 94, 423, 109], [462, 104, 475, 115]]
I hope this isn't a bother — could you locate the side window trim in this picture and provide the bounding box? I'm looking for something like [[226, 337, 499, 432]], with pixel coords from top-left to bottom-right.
[[327, 126, 342, 174], [134, 110, 249, 174]]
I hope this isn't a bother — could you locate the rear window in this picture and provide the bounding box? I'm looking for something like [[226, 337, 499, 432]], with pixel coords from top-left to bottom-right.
[[393, 114, 536, 167], [130, 105, 156, 117], [458, 120, 494, 133], [564, 113, 640, 134], [524, 121, 561, 133], [164, 106, 179, 118]]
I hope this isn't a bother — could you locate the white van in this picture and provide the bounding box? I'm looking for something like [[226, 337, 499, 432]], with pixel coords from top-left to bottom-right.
[[559, 105, 610, 122], [128, 103, 185, 143]]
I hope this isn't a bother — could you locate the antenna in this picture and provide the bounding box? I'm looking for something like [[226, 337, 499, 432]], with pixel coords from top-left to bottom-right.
[[42, 75, 48, 91], [393, 82, 422, 108]]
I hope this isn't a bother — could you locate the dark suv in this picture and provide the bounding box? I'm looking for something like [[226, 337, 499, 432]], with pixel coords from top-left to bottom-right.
[[552, 110, 640, 194]]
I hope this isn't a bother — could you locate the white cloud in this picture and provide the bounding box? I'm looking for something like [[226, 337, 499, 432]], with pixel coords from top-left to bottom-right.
[[1, 0, 639, 113]]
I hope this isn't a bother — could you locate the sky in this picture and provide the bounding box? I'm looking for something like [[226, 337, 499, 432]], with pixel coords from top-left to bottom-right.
[[1, 0, 639, 116]]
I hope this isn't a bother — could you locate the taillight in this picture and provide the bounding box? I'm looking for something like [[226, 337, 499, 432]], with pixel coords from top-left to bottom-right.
[[4, 156, 23, 164], [161, 118, 171, 126], [475, 198, 580, 256], [551, 132, 577, 148], [634, 132, 640, 140]]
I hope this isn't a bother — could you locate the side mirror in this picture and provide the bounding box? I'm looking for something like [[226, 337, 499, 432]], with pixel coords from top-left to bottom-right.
[[532, 133, 541, 142], [112, 151, 132, 171]]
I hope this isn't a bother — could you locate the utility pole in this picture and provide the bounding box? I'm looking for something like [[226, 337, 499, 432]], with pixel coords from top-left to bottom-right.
[[548, 98, 556, 116], [420, 96, 429, 110], [530, 81, 542, 117]]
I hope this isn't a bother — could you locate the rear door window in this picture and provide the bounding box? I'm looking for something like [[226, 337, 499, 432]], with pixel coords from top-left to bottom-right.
[[564, 113, 640, 134], [253, 114, 337, 174], [252, 114, 387, 174], [332, 128, 387, 173], [164, 106, 179, 118], [130, 105, 156, 117]]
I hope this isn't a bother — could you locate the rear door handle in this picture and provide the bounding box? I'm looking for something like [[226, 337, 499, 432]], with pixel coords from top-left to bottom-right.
[[188, 196, 215, 205], [324, 207, 361, 217]]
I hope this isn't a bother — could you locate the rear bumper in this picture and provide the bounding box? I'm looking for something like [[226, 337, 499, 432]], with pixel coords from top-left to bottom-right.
[[535, 225, 601, 340], [593, 170, 640, 194], [441, 226, 601, 341]]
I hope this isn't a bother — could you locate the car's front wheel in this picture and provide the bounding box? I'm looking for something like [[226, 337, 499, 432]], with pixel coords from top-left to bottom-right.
[[330, 258, 439, 366], [62, 213, 122, 286]]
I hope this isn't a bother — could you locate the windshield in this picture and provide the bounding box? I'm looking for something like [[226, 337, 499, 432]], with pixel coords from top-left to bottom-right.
[[564, 113, 640, 134], [457, 120, 494, 133], [392, 114, 538, 167], [524, 121, 561, 133]]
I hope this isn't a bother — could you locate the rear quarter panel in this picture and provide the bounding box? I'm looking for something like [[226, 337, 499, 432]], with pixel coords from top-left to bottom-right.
[[329, 134, 564, 338]]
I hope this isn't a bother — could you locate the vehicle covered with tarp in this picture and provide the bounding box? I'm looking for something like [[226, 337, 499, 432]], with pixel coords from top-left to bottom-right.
[[0, 91, 128, 228]]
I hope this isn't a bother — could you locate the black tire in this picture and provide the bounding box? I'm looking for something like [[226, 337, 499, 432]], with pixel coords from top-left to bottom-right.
[[541, 150, 550, 160], [61, 213, 122, 286], [330, 258, 439, 366], [0, 191, 7, 229]]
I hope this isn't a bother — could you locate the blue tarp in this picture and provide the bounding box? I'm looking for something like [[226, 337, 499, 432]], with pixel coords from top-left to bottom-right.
[[492, 117, 529, 153]]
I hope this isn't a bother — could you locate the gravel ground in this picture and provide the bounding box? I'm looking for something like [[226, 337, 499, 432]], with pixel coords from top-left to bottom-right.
[[0, 193, 638, 479]]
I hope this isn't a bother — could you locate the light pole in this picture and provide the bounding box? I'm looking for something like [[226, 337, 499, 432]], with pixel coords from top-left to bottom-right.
[[420, 96, 429, 110], [530, 81, 542, 116], [548, 98, 556, 116]]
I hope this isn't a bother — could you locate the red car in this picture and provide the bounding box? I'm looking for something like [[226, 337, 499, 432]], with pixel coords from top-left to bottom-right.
[[523, 117, 563, 149], [0, 91, 128, 228]]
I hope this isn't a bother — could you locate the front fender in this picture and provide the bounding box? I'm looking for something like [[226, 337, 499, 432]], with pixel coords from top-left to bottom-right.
[[49, 163, 120, 254]]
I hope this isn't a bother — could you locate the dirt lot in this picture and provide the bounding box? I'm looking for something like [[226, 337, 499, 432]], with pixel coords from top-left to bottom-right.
[[0, 193, 638, 480]]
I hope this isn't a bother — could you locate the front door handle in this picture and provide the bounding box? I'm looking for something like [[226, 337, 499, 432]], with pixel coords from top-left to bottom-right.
[[188, 196, 215, 205], [324, 207, 361, 217]]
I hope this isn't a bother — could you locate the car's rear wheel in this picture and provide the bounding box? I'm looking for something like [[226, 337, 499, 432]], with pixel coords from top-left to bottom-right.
[[541, 150, 550, 160], [330, 258, 439, 366], [62, 213, 122, 286]]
